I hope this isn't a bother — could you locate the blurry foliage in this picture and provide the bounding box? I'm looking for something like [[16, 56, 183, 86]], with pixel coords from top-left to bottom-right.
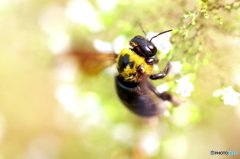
[[0, 0, 240, 159]]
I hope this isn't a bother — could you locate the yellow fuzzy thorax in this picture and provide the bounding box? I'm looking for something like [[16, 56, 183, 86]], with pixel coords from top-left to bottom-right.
[[116, 48, 153, 82]]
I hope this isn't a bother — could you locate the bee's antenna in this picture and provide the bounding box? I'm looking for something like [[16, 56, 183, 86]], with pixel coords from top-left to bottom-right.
[[149, 29, 173, 42], [139, 23, 147, 37]]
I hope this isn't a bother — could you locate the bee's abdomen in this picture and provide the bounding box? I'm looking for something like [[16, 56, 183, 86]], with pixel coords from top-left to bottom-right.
[[115, 75, 164, 117]]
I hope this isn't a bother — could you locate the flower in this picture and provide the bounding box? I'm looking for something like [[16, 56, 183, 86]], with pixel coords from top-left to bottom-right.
[[156, 83, 169, 93], [147, 31, 172, 54], [213, 86, 240, 106], [176, 76, 194, 97], [168, 61, 183, 75]]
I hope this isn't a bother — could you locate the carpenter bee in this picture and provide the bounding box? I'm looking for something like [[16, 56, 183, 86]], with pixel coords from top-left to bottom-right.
[[68, 29, 180, 117]]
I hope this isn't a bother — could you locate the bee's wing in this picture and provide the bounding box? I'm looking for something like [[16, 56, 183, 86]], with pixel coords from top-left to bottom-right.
[[68, 49, 117, 75]]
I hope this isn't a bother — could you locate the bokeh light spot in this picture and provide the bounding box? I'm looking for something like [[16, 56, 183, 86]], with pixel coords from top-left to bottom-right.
[[65, 0, 103, 32]]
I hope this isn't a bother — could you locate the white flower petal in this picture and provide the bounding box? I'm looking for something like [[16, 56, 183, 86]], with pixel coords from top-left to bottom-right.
[[176, 76, 194, 97], [147, 31, 172, 54], [168, 61, 183, 75], [156, 84, 169, 93], [222, 86, 240, 106]]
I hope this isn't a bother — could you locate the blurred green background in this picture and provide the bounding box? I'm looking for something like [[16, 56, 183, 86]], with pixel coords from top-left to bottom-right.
[[0, 0, 240, 159]]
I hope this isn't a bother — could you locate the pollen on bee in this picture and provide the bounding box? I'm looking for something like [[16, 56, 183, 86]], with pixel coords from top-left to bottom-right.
[[124, 65, 136, 74], [117, 48, 154, 81]]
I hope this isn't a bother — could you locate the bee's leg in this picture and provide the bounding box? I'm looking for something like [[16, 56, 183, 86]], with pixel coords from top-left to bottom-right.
[[147, 81, 181, 105], [149, 62, 171, 80]]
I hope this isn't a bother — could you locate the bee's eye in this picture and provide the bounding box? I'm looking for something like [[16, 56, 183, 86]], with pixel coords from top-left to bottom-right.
[[148, 44, 154, 50], [147, 44, 157, 55]]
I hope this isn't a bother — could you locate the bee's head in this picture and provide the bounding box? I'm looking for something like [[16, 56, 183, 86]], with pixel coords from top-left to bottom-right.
[[129, 29, 172, 58], [129, 36, 157, 58]]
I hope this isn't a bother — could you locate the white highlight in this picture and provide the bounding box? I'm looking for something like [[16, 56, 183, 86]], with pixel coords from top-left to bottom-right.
[[57, 64, 76, 82], [112, 35, 127, 54], [93, 39, 112, 53], [96, 0, 119, 11], [65, 0, 103, 32], [48, 32, 70, 54], [141, 133, 160, 156], [55, 84, 80, 116]]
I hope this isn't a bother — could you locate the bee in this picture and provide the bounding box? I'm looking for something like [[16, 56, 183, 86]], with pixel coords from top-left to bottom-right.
[[68, 29, 180, 117]]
